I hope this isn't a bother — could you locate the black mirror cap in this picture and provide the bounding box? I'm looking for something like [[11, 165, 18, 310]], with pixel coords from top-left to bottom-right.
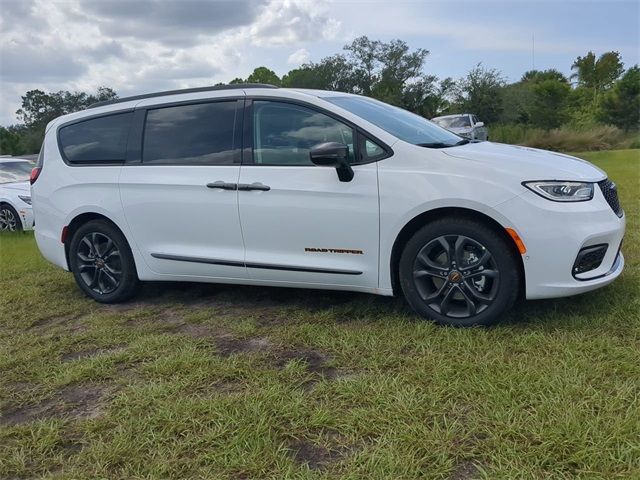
[[309, 142, 349, 167]]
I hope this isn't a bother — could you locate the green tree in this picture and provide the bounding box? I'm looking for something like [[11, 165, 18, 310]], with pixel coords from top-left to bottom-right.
[[246, 67, 281, 86], [16, 87, 118, 131], [517, 69, 571, 128], [570, 51, 624, 106], [0, 126, 25, 155], [281, 55, 356, 92], [454, 64, 506, 123], [599, 65, 640, 131]]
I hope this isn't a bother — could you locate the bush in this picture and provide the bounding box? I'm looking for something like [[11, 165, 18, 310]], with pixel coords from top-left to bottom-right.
[[489, 123, 637, 151]]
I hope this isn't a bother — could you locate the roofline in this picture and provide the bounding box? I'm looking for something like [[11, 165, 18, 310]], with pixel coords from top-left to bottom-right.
[[87, 83, 279, 109]]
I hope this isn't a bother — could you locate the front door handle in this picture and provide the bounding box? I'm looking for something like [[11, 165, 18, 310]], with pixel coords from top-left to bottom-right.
[[206, 181, 237, 190], [238, 182, 271, 191]]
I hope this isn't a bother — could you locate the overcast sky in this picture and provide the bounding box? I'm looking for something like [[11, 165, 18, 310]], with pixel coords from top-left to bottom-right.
[[0, 0, 638, 126]]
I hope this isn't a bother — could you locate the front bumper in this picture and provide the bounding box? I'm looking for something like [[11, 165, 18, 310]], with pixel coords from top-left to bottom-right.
[[496, 187, 625, 300]]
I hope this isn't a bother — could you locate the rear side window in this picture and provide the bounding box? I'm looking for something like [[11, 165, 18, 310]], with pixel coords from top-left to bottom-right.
[[142, 101, 237, 165], [59, 112, 133, 164]]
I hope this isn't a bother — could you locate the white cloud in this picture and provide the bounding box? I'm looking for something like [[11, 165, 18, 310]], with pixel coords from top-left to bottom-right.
[[287, 48, 310, 65], [0, 0, 341, 125]]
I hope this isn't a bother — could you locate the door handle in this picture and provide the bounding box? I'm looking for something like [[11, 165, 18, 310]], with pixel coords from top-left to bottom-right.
[[238, 182, 271, 191], [206, 181, 237, 190]]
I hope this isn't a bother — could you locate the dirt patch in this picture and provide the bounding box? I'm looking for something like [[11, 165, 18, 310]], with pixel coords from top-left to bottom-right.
[[276, 349, 338, 378], [61, 345, 126, 362], [132, 306, 275, 357], [288, 438, 344, 470], [0, 382, 114, 426], [449, 460, 482, 480], [28, 313, 88, 333]]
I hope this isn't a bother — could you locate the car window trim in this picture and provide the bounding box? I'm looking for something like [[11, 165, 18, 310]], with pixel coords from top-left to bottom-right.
[[126, 97, 244, 166], [56, 109, 135, 167], [241, 96, 393, 167]]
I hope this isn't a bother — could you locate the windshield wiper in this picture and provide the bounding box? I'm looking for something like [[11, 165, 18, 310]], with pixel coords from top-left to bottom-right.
[[416, 142, 454, 148], [455, 138, 470, 145]]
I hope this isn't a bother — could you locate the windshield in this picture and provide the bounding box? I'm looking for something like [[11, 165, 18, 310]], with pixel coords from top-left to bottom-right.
[[325, 95, 463, 147], [0, 161, 32, 184], [434, 116, 471, 129]]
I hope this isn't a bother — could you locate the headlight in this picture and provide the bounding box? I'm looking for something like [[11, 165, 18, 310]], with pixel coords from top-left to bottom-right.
[[523, 181, 594, 202], [18, 195, 32, 205]]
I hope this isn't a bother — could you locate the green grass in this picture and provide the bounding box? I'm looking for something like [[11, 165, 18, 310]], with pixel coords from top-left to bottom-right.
[[1, 150, 639, 479]]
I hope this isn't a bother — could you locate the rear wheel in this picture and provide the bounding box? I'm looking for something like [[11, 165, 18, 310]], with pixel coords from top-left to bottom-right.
[[68, 220, 139, 303], [0, 204, 22, 232], [399, 218, 520, 327]]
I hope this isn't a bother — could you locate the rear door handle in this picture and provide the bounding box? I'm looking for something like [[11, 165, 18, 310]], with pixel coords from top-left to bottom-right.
[[206, 181, 237, 190], [238, 182, 271, 191]]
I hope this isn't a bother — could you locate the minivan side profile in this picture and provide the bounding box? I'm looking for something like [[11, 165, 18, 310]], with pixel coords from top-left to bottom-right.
[[31, 84, 625, 327]]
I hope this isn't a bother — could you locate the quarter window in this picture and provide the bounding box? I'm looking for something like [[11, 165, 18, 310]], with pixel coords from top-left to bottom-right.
[[252, 101, 355, 166], [59, 112, 133, 164], [143, 101, 237, 165]]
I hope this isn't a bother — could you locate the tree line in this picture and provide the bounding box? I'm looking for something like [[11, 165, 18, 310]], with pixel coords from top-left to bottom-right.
[[1, 36, 638, 155]]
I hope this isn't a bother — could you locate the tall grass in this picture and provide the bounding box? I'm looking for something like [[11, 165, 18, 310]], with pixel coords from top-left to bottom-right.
[[490, 124, 640, 151]]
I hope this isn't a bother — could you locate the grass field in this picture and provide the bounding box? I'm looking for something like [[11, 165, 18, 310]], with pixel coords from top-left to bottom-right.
[[1, 150, 638, 479]]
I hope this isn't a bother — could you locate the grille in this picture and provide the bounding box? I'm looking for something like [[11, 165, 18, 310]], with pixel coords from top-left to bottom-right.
[[598, 179, 623, 217]]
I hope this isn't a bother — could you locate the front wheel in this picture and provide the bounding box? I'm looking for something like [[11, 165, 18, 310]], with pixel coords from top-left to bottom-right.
[[68, 220, 139, 303], [399, 218, 521, 327]]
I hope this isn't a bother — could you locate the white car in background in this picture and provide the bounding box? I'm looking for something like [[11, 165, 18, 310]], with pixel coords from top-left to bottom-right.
[[0, 158, 35, 232], [432, 114, 488, 141]]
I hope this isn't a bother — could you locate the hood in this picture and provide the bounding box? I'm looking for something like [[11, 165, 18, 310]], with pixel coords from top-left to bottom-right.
[[1, 181, 30, 192], [443, 142, 606, 182]]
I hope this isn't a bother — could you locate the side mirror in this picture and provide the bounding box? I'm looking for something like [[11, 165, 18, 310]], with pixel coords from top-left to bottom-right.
[[309, 142, 354, 182], [475, 121, 484, 127]]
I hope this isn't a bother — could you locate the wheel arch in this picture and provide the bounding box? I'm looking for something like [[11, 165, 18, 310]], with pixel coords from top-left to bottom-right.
[[63, 212, 127, 270], [389, 206, 525, 296]]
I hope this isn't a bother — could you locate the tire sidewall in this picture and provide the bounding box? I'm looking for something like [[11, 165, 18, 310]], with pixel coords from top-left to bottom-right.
[[399, 219, 520, 327], [68, 220, 139, 303]]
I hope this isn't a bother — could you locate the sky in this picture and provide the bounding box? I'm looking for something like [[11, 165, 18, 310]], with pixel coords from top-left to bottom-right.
[[0, 0, 638, 126]]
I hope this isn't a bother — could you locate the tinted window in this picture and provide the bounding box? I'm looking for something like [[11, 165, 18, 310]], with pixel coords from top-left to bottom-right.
[[253, 101, 355, 166], [59, 112, 133, 163], [143, 101, 237, 165]]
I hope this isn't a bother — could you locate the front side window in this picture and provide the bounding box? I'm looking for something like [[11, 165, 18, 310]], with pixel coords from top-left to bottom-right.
[[252, 101, 355, 166], [59, 112, 133, 163], [326, 96, 464, 147], [143, 101, 237, 165]]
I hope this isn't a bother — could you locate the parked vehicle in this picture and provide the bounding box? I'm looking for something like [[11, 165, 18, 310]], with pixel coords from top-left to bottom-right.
[[31, 85, 625, 326], [0, 158, 34, 232], [431, 114, 488, 141]]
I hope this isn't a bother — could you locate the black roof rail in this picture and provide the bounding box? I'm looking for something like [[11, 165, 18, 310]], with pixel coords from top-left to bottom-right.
[[87, 83, 278, 109]]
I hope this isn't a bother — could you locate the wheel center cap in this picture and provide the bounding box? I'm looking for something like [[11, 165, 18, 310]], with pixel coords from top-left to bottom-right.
[[448, 270, 462, 283], [95, 259, 106, 268]]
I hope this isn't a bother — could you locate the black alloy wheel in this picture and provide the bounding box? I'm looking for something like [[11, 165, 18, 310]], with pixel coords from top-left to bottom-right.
[[76, 232, 122, 295], [412, 235, 499, 318], [69, 219, 139, 303], [399, 218, 520, 327]]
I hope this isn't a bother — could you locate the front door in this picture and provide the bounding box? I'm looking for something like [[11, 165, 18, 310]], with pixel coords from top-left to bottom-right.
[[119, 98, 247, 280], [237, 99, 382, 289]]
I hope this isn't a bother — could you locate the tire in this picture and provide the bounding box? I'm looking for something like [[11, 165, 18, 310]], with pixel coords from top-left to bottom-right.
[[0, 204, 22, 232], [68, 219, 139, 303], [399, 218, 520, 327]]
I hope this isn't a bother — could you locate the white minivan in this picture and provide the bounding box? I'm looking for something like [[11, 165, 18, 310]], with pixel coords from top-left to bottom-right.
[[31, 84, 625, 327]]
